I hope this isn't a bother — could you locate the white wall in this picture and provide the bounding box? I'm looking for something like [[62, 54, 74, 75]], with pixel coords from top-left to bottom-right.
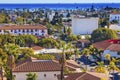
[[109, 14, 120, 26], [13, 71, 60, 80], [72, 16, 99, 35], [102, 50, 120, 60]]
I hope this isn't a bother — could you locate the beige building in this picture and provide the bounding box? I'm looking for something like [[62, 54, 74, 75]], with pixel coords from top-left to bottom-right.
[[13, 58, 81, 80], [0, 25, 47, 36]]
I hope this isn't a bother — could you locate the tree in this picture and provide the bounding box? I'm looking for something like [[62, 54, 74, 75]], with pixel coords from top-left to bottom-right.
[[104, 54, 111, 65], [77, 35, 81, 40], [3, 44, 20, 80], [19, 48, 34, 60], [0, 14, 5, 23], [34, 54, 55, 60], [0, 48, 7, 80], [7, 55, 15, 80], [22, 34, 38, 47], [95, 62, 106, 73], [67, 27, 72, 35], [81, 48, 90, 70], [15, 36, 25, 47], [57, 41, 72, 80], [91, 28, 117, 42], [38, 38, 58, 48], [21, 12, 30, 24], [67, 34, 78, 42], [16, 16, 24, 24], [3, 43, 20, 60], [26, 73, 37, 80]]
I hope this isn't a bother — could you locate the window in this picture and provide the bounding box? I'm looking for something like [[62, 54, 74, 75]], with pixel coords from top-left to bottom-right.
[[14, 30, 17, 33], [54, 74, 56, 77], [44, 74, 46, 77], [35, 29, 37, 32], [31, 29, 33, 32], [19, 29, 21, 32], [23, 30, 25, 32], [42, 30, 45, 33], [35, 33, 37, 36], [27, 29, 29, 32]]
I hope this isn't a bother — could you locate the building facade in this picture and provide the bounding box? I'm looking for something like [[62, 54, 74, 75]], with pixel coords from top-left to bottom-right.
[[109, 13, 120, 26], [72, 15, 99, 35], [0, 25, 47, 36], [13, 58, 81, 80]]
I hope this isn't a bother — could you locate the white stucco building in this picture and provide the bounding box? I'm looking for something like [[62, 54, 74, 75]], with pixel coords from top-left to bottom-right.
[[93, 40, 120, 60], [109, 13, 120, 26], [13, 58, 81, 80], [72, 15, 99, 35], [0, 25, 48, 36]]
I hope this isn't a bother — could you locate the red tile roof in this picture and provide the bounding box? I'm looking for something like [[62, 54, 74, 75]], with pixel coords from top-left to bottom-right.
[[58, 72, 109, 80], [111, 12, 120, 14], [78, 39, 90, 43], [106, 44, 120, 52], [0, 25, 47, 30], [13, 58, 79, 72], [31, 46, 43, 50], [93, 40, 120, 51], [92, 40, 112, 50]]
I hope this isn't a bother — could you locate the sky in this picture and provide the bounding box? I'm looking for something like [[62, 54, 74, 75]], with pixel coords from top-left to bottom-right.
[[0, 0, 120, 3]]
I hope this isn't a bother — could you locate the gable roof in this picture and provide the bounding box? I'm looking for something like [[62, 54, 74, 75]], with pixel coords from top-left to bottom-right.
[[106, 44, 120, 52], [92, 40, 112, 50], [58, 72, 109, 80], [13, 58, 80, 72]]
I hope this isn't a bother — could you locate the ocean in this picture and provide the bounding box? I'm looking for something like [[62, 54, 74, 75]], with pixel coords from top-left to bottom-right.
[[0, 3, 120, 9]]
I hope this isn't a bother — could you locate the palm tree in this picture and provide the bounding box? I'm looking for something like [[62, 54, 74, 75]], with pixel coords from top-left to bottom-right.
[[57, 41, 71, 80], [74, 47, 80, 60], [94, 62, 106, 73], [104, 54, 111, 65], [81, 48, 90, 70], [26, 73, 37, 80], [0, 48, 7, 80], [7, 55, 15, 80], [3, 43, 20, 80]]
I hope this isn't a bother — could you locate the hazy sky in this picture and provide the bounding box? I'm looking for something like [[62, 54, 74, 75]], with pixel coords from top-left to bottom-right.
[[0, 0, 120, 3]]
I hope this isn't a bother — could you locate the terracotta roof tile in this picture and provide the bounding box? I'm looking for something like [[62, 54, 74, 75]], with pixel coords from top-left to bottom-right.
[[31, 46, 43, 50], [0, 25, 47, 30], [13, 59, 79, 72], [92, 40, 112, 50], [106, 44, 120, 52], [58, 72, 109, 80]]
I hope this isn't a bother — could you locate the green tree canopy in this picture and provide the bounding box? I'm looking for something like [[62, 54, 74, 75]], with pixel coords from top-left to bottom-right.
[[38, 37, 58, 48], [26, 73, 37, 80], [67, 34, 78, 42], [91, 28, 117, 42], [16, 16, 24, 24], [0, 14, 5, 23]]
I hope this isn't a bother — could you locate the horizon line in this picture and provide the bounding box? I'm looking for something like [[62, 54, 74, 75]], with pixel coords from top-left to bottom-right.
[[0, 2, 120, 4]]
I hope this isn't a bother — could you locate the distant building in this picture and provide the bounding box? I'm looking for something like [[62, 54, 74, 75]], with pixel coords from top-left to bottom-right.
[[72, 15, 99, 35], [13, 57, 81, 80], [0, 25, 48, 36], [57, 72, 109, 80], [109, 13, 120, 26]]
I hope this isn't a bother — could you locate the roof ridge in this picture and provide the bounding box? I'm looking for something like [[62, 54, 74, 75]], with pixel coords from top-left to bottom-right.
[[86, 72, 102, 79], [76, 72, 86, 80]]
